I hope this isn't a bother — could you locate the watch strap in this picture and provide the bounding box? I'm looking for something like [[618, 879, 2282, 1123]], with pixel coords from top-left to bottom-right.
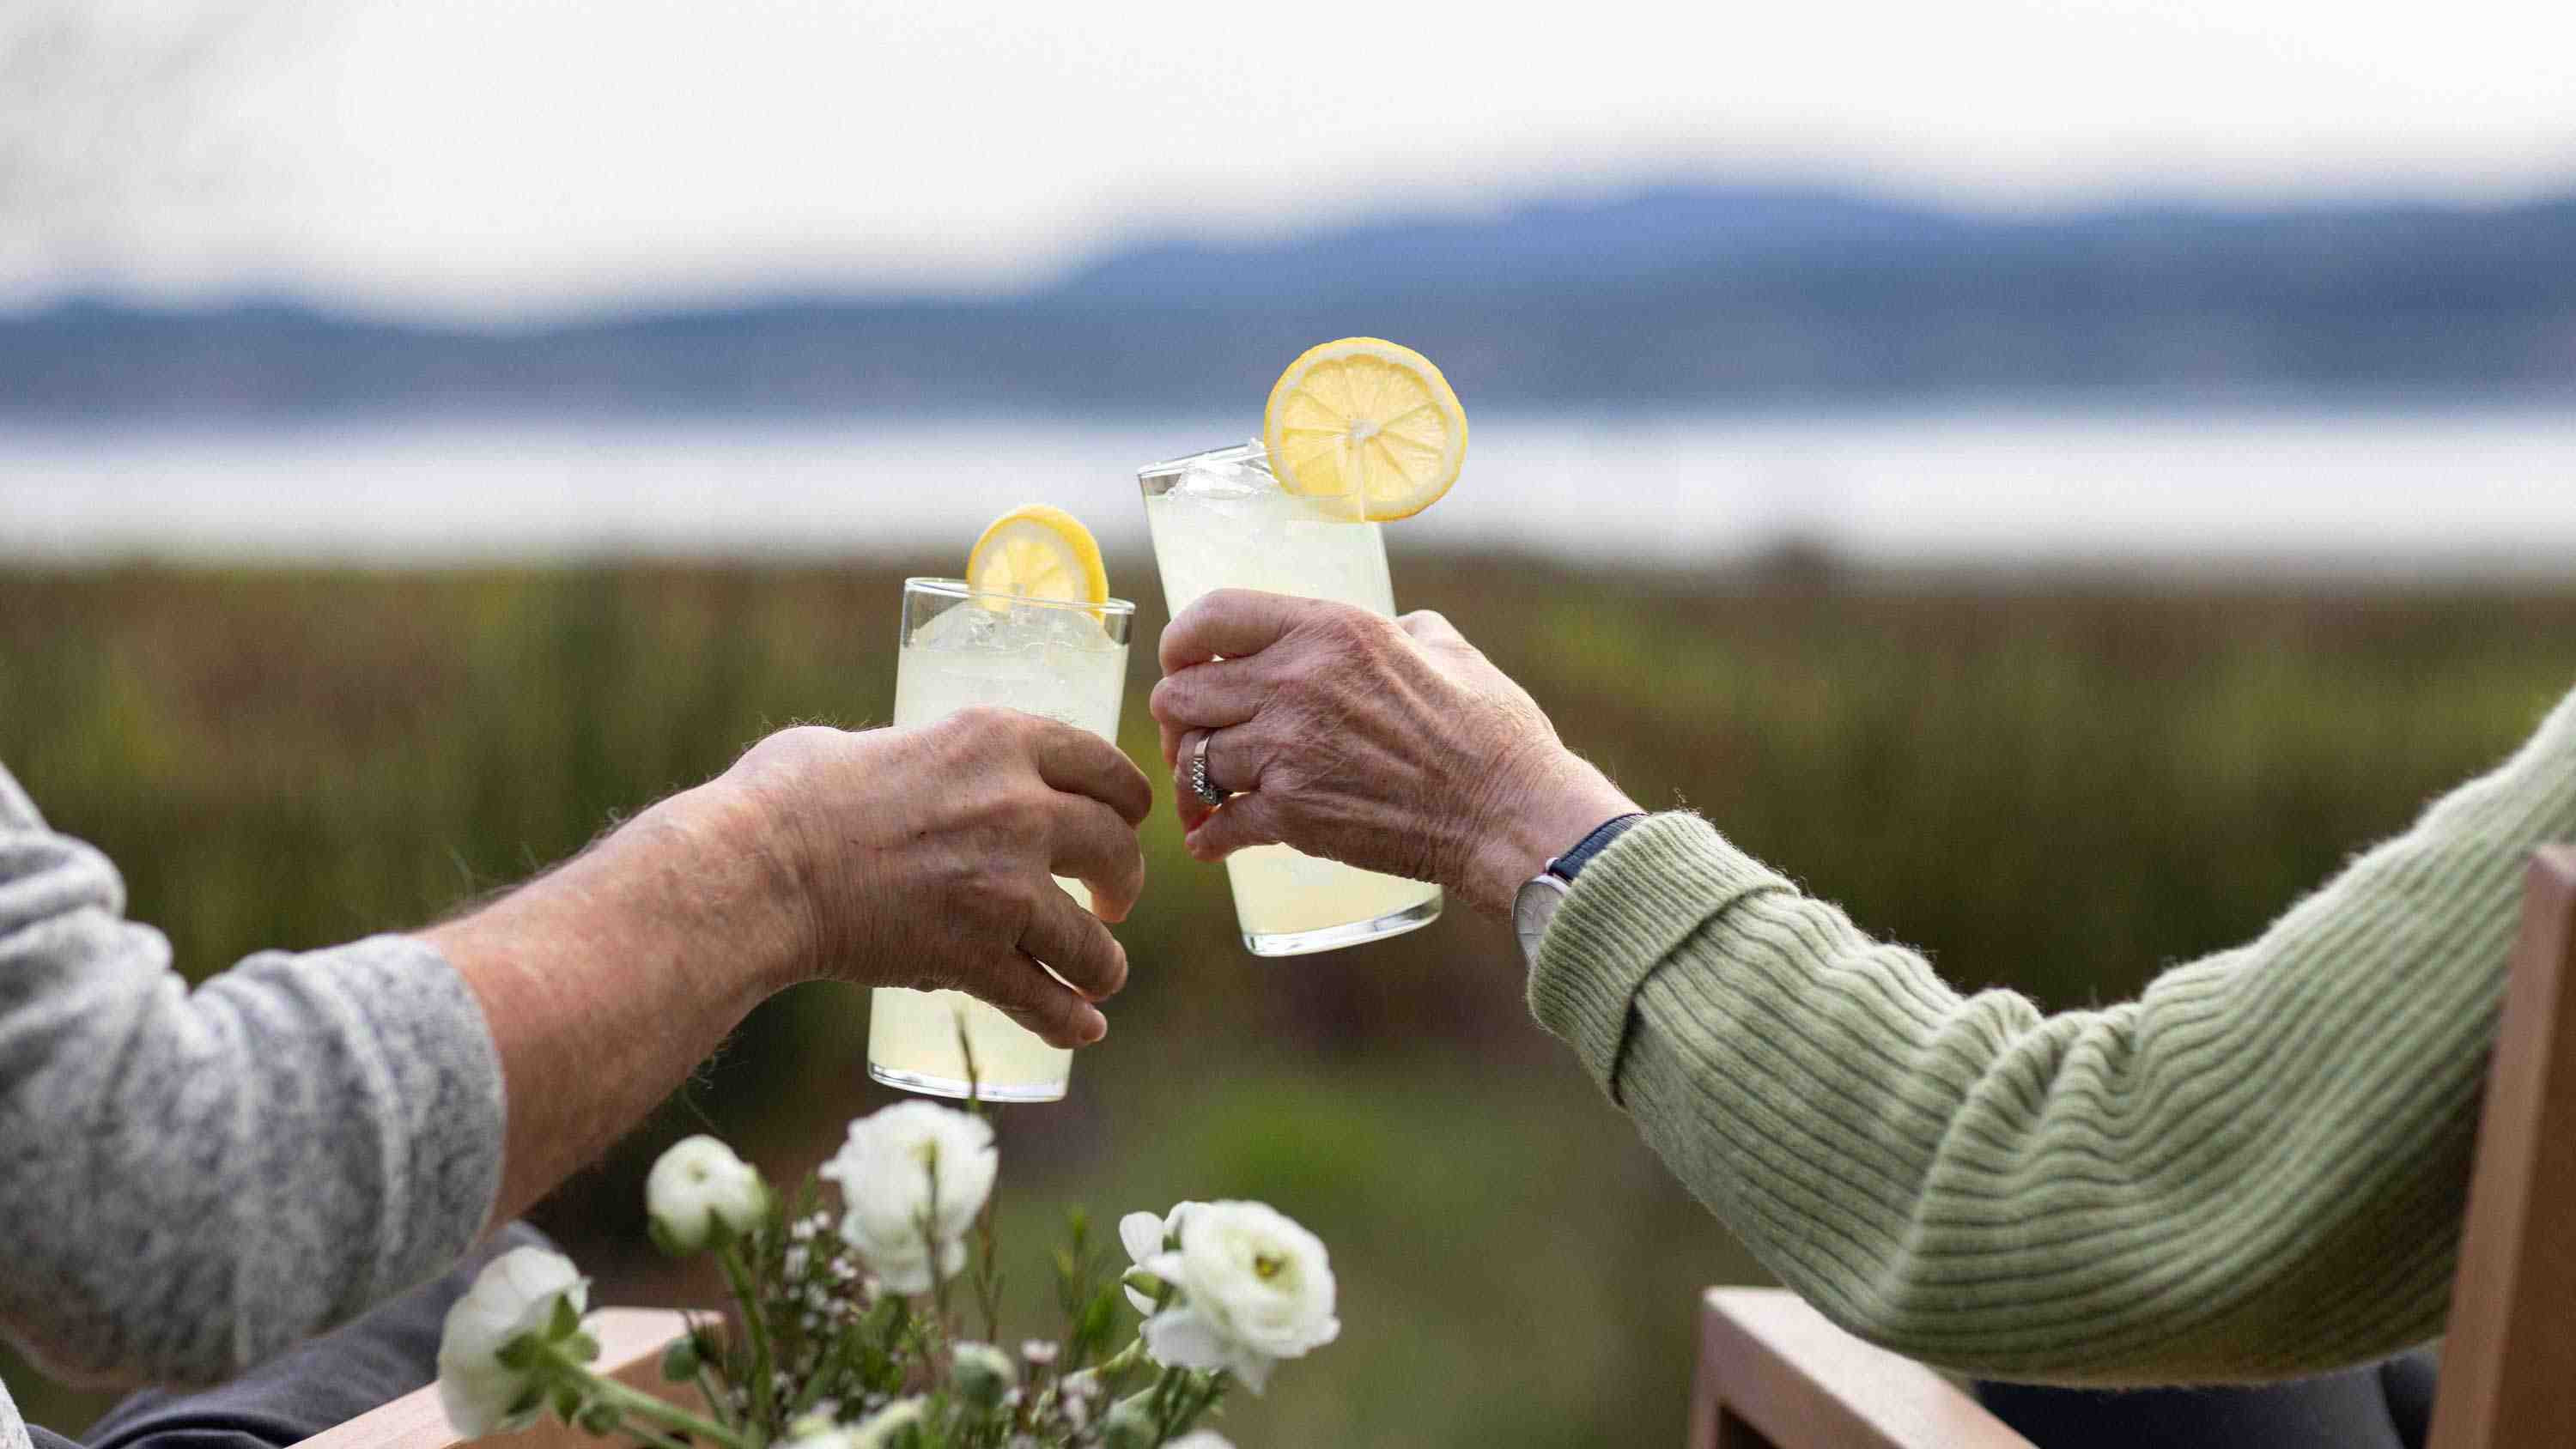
[[1546, 813, 1649, 883]]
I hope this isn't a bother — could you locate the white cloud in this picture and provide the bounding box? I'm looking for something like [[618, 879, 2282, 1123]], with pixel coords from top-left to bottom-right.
[[7, 0, 2573, 320]]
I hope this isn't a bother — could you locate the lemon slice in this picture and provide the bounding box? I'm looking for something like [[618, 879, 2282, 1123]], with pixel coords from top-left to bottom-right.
[[1262, 337, 1467, 521], [967, 504, 1109, 604]]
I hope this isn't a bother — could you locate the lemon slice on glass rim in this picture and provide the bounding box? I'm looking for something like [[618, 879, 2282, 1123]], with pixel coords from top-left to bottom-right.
[[1262, 336, 1467, 521], [966, 504, 1109, 608]]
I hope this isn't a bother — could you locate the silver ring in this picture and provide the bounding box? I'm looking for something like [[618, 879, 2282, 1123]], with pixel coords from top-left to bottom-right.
[[1188, 732, 1225, 806]]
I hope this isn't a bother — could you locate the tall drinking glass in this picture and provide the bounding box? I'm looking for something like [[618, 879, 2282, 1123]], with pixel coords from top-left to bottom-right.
[[1139, 442, 1443, 955], [866, 578, 1134, 1101]]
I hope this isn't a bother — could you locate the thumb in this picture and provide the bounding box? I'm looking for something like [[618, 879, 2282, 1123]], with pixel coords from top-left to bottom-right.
[[1184, 791, 1288, 863]]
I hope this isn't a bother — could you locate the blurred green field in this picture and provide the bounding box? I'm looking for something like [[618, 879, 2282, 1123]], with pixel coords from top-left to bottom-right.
[[4, 555, 2573, 1446]]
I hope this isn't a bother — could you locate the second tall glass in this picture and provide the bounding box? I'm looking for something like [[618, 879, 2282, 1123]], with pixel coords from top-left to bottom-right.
[[1139, 442, 1443, 955]]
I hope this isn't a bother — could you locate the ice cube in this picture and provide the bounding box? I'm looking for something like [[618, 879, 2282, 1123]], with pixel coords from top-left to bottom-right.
[[1026, 602, 1120, 653], [913, 597, 1117, 657], [909, 598, 1013, 652], [1154, 442, 1275, 503]]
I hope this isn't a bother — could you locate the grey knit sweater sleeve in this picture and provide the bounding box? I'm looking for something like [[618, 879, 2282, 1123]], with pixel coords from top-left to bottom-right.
[[1528, 684, 2576, 1385], [0, 761, 506, 1434]]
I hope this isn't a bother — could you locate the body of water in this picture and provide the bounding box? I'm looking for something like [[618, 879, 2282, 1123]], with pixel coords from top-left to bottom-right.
[[3, 404, 2571, 574]]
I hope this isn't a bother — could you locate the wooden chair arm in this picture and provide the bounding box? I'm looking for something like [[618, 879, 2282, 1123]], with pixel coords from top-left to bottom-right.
[[290, 1308, 699, 1449], [1689, 1288, 2036, 1449]]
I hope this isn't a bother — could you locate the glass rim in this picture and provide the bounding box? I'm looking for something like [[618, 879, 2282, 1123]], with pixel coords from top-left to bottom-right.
[[902, 576, 1137, 615]]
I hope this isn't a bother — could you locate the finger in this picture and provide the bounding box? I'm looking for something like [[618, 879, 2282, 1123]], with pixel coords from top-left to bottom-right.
[[1149, 657, 1271, 734], [1017, 886, 1129, 1001], [1025, 718, 1153, 826], [1183, 789, 1289, 864], [1048, 795, 1146, 921], [1158, 589, 1319, 674], [1400, 609, 1468, 648], [1170, 726, 1262, 833], [1159, 718, 1184, 768], [969, 947, 1109, 1048]]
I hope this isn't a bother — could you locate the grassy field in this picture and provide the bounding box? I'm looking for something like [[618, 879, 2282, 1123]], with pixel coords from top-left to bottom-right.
[[4, 555, 2573, 1445]]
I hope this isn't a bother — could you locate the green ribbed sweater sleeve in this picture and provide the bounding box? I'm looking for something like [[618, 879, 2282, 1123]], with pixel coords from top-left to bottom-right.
[[1528, 684, 2576, 1385]]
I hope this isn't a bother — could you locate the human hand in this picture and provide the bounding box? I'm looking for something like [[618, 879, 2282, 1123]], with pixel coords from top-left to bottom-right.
[[720, 708, 1152, 1046], [1150, 590, 1637, 917]]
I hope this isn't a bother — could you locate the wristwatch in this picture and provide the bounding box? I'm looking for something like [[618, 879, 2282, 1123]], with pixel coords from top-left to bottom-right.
[[1513, 813, 1648, 968]]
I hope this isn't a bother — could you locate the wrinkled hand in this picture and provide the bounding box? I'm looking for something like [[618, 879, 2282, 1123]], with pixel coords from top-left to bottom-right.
[[1151, 590, 1637, 917], [720, 707, 1152, 1046]]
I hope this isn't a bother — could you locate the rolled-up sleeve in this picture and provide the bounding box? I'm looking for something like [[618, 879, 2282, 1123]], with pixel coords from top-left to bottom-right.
[[0, 763, 505, 1387]]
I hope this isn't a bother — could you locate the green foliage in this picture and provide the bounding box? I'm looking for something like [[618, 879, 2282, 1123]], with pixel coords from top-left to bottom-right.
[[3, 558, 2573, 1445]]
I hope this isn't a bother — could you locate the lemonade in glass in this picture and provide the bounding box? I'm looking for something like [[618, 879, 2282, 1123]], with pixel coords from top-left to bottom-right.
[[866, 509, 1133, 1100], [1139, 338, 1467, 955]]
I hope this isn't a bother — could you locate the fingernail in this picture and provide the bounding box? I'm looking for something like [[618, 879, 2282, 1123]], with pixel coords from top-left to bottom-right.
[[1081, 1009, 1108, 1044]]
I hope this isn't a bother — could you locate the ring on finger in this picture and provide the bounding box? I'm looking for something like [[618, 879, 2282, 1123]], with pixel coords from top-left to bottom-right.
[[1188, 731, 1226, 807]]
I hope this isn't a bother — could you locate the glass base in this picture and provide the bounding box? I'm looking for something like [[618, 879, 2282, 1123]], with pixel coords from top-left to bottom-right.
[[1242, 893, 1443, 957], [866, 1062, 1068, 1103]]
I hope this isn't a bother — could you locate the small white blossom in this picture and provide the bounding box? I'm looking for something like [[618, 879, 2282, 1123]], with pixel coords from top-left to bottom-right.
[[1139, 1201, 1339, 1394], [820, 1101, 996, 1294], [434, 1247, 591, 1437], [1056, 1367, 1099, 1429], [850, 1397, 927, 1449], [646, 1136, 769, 1254], [781, 1415, 852, 1449], [1166, 1434, 1236, 1449], [1019, 1338, 1059, 1367]]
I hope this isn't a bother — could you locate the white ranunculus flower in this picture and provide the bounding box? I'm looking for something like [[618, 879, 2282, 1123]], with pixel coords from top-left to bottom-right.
[[1139, 1201, 1338, 1394], [849, 1396, 927, 1449], [646, 1135, 770, 1254], [435, 1247, 592, 1436], [819, 1101, 996, 1294], [1117, 1201, 1205, 1313]]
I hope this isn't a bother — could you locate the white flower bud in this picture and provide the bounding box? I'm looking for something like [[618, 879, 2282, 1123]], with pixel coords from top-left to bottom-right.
[[645, 1136, 769, 1255], [950, 1341, 1016, 1407], [1099, 1398, 1157, 1449]]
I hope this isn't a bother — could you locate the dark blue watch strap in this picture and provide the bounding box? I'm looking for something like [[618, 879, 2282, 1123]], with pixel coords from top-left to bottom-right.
[[1546, 813, 1649, 882]]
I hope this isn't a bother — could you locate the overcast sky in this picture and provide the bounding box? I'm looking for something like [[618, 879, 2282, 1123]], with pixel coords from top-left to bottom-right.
[[7, 0, 2573, 321]]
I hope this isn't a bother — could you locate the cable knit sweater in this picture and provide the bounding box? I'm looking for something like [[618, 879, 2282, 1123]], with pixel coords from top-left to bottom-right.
[[0, 763, 504, 1449], [1529, 684, 2576, 1385]]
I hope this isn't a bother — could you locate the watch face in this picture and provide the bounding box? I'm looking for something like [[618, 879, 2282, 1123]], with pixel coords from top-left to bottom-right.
[[1513, 873, 1571, 964]]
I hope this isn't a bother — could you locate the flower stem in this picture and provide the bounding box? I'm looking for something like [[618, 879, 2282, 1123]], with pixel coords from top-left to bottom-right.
[[613, 1416, 696, 1449], [715, 1242, 779, 1434], [572, 1363, 754, 1449]]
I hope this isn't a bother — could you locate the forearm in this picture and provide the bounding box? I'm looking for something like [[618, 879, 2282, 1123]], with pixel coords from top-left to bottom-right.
[[424, 779, 811, 1230], [1530, 685, 2576, 1383]]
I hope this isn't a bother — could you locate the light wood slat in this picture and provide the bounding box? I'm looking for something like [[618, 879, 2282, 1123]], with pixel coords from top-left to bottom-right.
[[2429, 844, 2576, 1449], [290, 1308, 696, 1449], [1690, 1288, 2033, 1449]]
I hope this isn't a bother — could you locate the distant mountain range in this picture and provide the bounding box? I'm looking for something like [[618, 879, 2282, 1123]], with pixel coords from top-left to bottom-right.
[[5, 184, 2573, 418]]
